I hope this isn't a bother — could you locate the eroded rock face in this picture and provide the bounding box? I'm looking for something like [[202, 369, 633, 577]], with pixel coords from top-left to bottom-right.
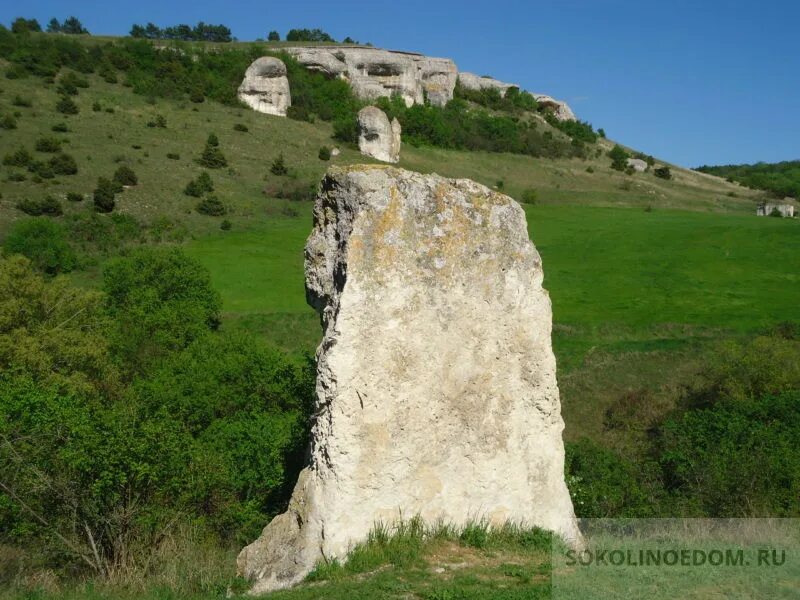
[[237, 166, 581, 594], [237, 57, 291, 116], [283, 47, 456, 108], [357, 106, 401, 163], [458, 71, 516, 96]]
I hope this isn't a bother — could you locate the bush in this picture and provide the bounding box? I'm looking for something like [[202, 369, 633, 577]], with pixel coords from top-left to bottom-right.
[[146, 113, 167, 128], [196, 195, 227, 216], [3, 147, 33, 167], [609, 144, 630, 171], [565, 438, 653, 517], [220, 219, 232, 230], [207, 133, 219, 147], [658, 391, 800, 516], [12, 95, 32, 107], [233, 123, 248, 132], [66, 191, 83, 202], [318, 146, 331, 161], [3, 218, 77, 274], [0, 114, 16, 129], [35, 137, 62, 153], [93, 177, 116, 212], [16, 196, 63, 217], [49, 152, 79, 175], [92, 100, 102, 112], [199, 143, 227, 169], [103, 247, 222, 368], [51, 122, 69, 132], [520, 189, 538, 204], [113, 165, 138, 186], [270, 153, 288, 176], [184, 172, 214, 196], [55, 95, 79, 115], [167, 152, 181, 160], [189, 88, 205, 103], [654, 166, 672, 180]]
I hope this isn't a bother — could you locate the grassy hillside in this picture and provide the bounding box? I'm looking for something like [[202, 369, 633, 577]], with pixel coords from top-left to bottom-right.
[[2, 32, 799, 600], [696, 159, 800, 199]]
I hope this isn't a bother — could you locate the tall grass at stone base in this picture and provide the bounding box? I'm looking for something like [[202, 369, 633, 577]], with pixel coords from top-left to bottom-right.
[[305, 516, 557, 583]]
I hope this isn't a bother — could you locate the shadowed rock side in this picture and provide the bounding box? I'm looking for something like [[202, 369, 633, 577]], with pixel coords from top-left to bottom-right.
[[237, 166, 581, 594], [357, 106, 401, 163], [237, 56, 291, 116]]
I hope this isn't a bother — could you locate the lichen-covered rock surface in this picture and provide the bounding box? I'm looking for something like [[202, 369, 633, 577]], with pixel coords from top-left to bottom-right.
[[237, 166, 581, 594], [237, 57, 291, 116]]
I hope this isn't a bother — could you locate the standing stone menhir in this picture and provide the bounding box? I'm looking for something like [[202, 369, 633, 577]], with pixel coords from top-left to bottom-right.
[[237, 166, 581, 593]]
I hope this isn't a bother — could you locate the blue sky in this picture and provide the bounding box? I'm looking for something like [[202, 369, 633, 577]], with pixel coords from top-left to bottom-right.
[[3, 0, 798, 167]]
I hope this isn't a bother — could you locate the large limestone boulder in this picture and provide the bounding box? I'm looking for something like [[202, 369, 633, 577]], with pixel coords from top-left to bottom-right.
[[626, 158, 648, 172], [237, 166, 581, 594], [237, 57, 291, 116], [357, 106, 401, 163], [533, 94, 576, 122]]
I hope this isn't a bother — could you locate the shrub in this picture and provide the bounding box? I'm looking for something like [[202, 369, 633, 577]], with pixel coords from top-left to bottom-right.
[[0, 114, 16, 129], [196, 195, 227, 216], [270, 153, 288, 176], [66, 192, 83, 202], [51, 122, 69, 132], [609, 144, 630, 171], [16, 196, 63, 217], [207, 133, 219, 147], [49, 153, 79, 175], [287, 105, 313, 122], [55, 95, 79, 115], [520, 189, 538, 204], [93, 177, 116, 212], [3, 147, 33, 167], [103, 247, 222, 367], [199, 143, 227, 169], [146, 114, 167, 128], [35, 137, 61, 153], [7, 173, 27, 182], [12, 95, 32, 107], [185, 172, 214, 196], [27, 160, 56, 180], [586, 166, 594, 173], [654, 166, 672, 180], [220, 219, 232, 230], [92, 101, 102, 112], [3, 218, 77, 274], [190, 88, 205, 103], [167, 152, 180, 160], [658, 391, 800, 516], [565, 438, 652, 517], [318, 146, 331, 161], [113, 165, 138, 186], [233, 123, 248, 132]]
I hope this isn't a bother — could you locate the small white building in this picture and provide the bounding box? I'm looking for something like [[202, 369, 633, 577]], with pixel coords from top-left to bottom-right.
[[756, 202, 795, 218]]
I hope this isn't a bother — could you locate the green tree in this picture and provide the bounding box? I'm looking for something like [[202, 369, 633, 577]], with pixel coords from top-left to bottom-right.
[[609, 144, 630, 171], [3, 219, 77, 275], [93, 177, 116, 213], [267, 30, 280, 41], [102, 248, 222, 372], [270, 153, 288, 176], [11, 18, 41, 34]]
